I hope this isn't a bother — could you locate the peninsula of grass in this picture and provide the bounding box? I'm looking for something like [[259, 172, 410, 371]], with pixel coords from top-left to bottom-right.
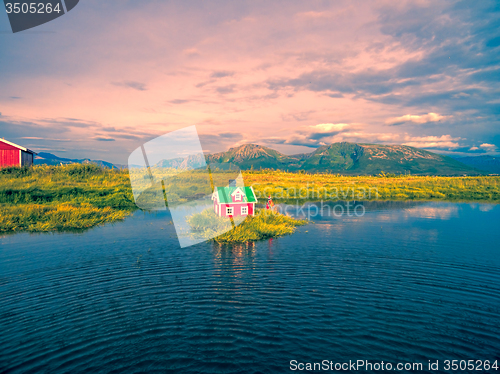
[[0, 164, 135, 233], [244, 171, 500, 202], [187, 208, 308, 244], [1, 164, 499, 234]]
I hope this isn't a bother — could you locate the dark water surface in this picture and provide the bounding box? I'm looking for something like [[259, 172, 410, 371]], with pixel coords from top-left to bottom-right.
[[1, 202, 499, 373]]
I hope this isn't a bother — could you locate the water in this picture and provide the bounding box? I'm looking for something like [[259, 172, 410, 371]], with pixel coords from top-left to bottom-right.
[[1, 202, 499, 373]]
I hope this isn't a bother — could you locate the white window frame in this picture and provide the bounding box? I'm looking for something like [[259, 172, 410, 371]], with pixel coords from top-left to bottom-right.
[[241, 206, 248, 215], [226, 207, 234, 215], [234, 193, 242, 201]]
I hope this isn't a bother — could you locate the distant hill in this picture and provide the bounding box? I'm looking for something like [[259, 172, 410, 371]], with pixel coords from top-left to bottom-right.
[[35, 152, 118, 169], [207, 144, 301, 170], [203, 143, 480, 176], [455, 155, 500, 174], [155, 153, 206, 170]]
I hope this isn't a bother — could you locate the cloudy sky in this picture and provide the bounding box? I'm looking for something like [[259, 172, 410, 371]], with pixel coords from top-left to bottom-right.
[[1, 0, 499, 164]]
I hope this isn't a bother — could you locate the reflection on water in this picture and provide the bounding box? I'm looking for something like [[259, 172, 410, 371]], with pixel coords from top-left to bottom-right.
[[0, 202, 499, 373], [276, 200, 429, 221], [212, 242, 258, 282], [280, 199, 492, 222]]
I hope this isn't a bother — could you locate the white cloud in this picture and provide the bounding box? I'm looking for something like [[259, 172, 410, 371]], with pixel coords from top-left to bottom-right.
[[385, 112, 450, 126], [480, 143, 496, 150], [402, 135, 461, 149], [309, 123, 351, 133]]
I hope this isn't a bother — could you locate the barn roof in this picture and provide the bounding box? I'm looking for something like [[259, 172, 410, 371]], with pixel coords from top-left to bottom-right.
[[0, 138, 37, 154], [214, 186, 257, 204]]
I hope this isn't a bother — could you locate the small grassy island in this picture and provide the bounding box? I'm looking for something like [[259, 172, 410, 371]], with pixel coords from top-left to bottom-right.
[[1, 164, 499, 237], [187, 208, 308, 244]]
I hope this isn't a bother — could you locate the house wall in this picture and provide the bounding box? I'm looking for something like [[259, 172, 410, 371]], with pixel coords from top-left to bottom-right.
[[219, 203, 254, 217], [0, 142, 19, 151], [21, 151, 33, 166], [0, 150, 20, 168]]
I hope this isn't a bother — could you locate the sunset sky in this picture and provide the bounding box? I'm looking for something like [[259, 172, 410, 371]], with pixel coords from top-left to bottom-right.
[[1, 0, 499, 164]]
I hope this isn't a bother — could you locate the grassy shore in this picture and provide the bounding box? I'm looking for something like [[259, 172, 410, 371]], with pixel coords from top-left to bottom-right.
[[1, 165, 499, 234], [0, 164, 135, 233]]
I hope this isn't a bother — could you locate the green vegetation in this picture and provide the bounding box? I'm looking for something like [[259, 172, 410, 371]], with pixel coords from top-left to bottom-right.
[[187, 208, 308, 244], [186, 208, 234, 239], [245, 171, 500, 202], [0, 164, 135, 233], [1, 164, 499, 234], [0, 203, 128, 232]]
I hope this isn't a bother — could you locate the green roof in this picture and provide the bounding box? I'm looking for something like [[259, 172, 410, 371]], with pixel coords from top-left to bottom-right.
[[215, 186, 257, 203]]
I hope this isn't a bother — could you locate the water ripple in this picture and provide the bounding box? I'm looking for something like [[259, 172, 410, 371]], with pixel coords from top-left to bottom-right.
[[1, 203, 499, 373]]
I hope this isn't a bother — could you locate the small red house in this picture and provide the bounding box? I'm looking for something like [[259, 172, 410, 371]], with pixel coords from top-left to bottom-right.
[[0, 138, 36, 168], [212, 186, 257, 217]]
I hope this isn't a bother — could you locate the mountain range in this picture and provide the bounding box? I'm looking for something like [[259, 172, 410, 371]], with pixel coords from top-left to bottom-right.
[[36, 143, 497, 175], [204, 143, 483, 175], [35, 152, 118, 169]]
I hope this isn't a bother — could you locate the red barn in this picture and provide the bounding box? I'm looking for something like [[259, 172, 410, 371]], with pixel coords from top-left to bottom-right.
[[0, 138, 36, 168], [212, 186, 257, 217]]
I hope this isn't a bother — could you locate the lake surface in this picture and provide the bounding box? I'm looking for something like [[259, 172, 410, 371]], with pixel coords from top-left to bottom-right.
[[1, 201, 499, 373]]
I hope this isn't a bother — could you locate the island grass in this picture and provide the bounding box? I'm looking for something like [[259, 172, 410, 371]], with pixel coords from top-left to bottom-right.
[[187, 208, 308, 244], [0, 165, 499, 233]]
